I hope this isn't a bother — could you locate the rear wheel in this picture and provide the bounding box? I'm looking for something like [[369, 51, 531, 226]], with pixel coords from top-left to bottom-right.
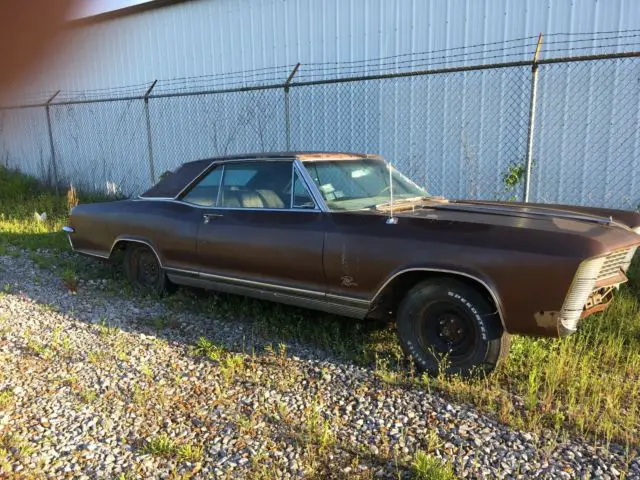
[[396, 278, 510, 376], [123, 244, 170, 296]]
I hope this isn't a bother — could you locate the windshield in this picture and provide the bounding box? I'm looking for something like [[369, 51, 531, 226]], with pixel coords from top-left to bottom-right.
[[302, 158, 429, 211]]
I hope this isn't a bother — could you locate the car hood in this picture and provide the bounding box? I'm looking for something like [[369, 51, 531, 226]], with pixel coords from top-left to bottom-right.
[[454, 200, 640, 230], [389, 198, 640, 257]]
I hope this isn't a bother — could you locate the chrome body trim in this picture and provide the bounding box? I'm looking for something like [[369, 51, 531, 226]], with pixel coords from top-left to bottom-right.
[[215, 164, 226, 206], [371, 268, 506, 330], [165, 272, 369, 319], [73, 248, 110, 259], [136, 160, 324, 213], [326, 293, 370, 306], [136, 156, 325, 212], [294, 159, 329, 212], [137, 155, 422, 215], [173, 156, 301, 201], [166, 266, 370, 305], [290, 161, 296, 209], [189, 269, 323, 297], [134, 197, 322, 213], [136, 196, 175, 201]]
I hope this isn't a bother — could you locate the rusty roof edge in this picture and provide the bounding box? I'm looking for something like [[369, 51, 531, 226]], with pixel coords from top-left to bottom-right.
[[179, 151, 384, 166]]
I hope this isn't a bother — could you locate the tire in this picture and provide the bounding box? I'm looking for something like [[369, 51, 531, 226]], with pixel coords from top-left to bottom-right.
[[123, 244, 171, 296], [396, 278, 510, 377]]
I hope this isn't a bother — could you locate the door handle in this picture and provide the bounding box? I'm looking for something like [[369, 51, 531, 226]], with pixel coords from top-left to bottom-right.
[[203, 213, 223, 224]]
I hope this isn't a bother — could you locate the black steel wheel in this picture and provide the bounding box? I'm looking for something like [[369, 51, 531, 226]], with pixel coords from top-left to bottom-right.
[[396, 278, 510, 376], [123, 243, 170, 296]]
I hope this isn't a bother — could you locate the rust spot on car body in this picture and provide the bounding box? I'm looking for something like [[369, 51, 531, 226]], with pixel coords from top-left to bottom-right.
[[341, 275, 358, 287], [534, 310, 559, 330]]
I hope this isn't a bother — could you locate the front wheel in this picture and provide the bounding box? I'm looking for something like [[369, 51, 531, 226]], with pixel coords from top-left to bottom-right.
[[123, 244, 171, 296], [396, 278, 510, 377]]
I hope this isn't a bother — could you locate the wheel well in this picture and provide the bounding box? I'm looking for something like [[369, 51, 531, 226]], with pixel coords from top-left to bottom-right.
[[109, 240, 129, 262], [109, 239, 161, 265], [368, 271, 501, 323]]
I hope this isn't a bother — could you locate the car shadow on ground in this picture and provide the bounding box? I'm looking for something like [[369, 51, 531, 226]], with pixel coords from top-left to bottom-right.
[[0, 244, 445, 477], [0, 237, 400, 372]]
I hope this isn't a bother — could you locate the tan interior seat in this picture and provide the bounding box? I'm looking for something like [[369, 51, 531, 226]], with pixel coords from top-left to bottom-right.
[[219, 188, 285, 209], [220, 190, 242, 208], [256, 189, 285, 209], [239, 191, 264, 208]]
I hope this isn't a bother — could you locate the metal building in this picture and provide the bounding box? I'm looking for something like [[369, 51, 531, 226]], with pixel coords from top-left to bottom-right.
[[24, 0, 640, 93], [2, 0, 640, 208]]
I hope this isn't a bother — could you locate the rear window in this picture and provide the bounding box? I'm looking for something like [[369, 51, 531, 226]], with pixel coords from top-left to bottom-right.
[[140, 160, 213, 198]]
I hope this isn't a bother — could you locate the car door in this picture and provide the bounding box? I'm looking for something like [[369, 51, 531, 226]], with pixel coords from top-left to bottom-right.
[[183, 159, 326, 295]]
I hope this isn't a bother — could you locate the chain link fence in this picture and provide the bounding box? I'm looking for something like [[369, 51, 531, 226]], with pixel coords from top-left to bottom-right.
[[1, 50, 639, 210]]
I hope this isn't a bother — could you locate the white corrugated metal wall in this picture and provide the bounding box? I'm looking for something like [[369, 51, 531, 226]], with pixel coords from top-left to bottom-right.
[[2, 0, 640, 207], [24, 0, 640, 93]]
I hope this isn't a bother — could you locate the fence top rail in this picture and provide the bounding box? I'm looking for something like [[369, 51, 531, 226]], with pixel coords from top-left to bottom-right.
[[1, 50, 639, 110]]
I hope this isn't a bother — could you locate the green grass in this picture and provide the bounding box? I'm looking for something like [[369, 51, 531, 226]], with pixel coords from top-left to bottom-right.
[[0, 389, 15, 410], [0, 166, 69, 250], [79, 388, 97, 404], [411, 451, 456, 480], [432, 260, 640, 447], [192, 337, 227, 361], [3, 165, 640, 449], [0, 165, 117, 251], [139, 434, 203, 462], [140, 434, 177, 457]]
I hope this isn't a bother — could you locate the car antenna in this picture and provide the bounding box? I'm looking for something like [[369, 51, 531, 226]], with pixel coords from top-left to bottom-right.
[[386, 161, 398, 224]]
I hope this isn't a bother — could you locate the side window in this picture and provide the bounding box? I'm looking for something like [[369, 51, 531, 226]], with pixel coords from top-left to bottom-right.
[[181, 167, 222, 207], [219, 161, 292, 209], [292, 171, 316, 209]]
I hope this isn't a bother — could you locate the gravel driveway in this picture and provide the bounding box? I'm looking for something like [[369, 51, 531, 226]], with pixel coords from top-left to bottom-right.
[[0, 248, 638, 479]]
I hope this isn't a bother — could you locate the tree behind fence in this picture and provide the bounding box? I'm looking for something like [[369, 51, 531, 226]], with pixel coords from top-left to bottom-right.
[[1, 53, 639, 210]]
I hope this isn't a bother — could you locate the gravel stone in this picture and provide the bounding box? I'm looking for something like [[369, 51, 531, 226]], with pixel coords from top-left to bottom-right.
[[0, 249, 638, 478]]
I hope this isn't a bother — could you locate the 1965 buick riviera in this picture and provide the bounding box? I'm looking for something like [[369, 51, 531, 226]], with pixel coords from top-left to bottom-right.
[[64, 152, 640, 375]]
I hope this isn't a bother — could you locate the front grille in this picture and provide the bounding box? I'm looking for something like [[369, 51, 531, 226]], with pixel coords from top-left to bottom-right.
[[559, 256, 605, 334], [597, 247, 637, 281], [559, 246, 637, 335]]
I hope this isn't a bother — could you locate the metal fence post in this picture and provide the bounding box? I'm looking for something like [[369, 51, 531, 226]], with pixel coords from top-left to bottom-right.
[[523, 34, 543, 203], [45, 90, 61, 193], [144, 80, 158, 185], [284, 63, 300, 151]]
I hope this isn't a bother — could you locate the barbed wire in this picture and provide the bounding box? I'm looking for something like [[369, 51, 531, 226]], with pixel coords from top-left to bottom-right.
[[4, 30, 640, 106]]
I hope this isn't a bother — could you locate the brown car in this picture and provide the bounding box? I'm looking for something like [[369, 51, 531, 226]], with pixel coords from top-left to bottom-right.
[[64, 152, 640, 375]]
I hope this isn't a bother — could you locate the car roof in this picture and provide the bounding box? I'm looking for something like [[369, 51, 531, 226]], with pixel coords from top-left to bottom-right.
[[141, 152, 383, 199]]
